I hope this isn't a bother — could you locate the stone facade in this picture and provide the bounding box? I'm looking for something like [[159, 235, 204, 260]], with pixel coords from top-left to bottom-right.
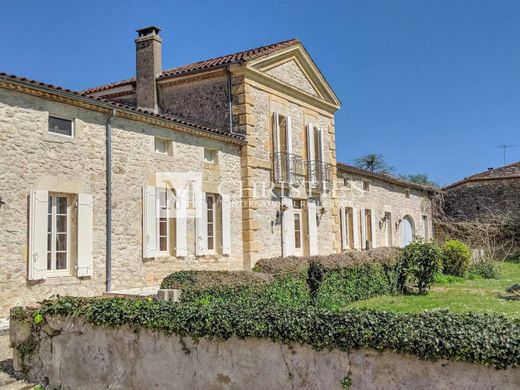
[[0, 30, 435, 315], [337, 165, 434, 248], [0, 86, 243, 316], [12, 317, 520, 390], [443, 178, 520, 224], [160, 74, 231, 132]]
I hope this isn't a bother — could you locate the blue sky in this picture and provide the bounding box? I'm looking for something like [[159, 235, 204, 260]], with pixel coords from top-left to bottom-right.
[[1, 0, 519, 185]]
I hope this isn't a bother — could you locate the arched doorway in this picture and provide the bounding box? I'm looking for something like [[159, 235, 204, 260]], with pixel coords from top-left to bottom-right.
[[401, 216, 414, 247]]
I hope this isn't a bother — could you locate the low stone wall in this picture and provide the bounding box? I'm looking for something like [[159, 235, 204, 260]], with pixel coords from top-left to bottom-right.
[[11, 317, 520, 390]]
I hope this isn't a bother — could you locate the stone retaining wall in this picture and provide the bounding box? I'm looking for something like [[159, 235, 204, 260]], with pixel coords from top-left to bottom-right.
[[11, 316, 520, 390]]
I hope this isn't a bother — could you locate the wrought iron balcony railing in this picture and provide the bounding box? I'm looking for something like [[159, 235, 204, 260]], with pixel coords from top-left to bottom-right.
[[271, 153, 333, 190], [307, 160, 333, 190], [272, 152, 306, 185]]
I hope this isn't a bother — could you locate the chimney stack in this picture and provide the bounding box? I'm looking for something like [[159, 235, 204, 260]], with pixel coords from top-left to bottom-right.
[[135, 26, 162, 113]]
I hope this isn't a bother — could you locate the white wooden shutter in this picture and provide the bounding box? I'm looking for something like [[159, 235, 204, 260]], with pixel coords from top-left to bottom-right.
[[306, 123, 315, 185], [195, 192, 207, 256], [273, 113, 281, 181], [142, 186, 157, 258], [340, 207, 347, 250], [318, 127, 325, 162], [175, 191, 188, 257], [273, 113, 280, 154], [352, 207, 360, 250], [28, 189, 48, 280], [318, 127, 325, 186], [370, 208, 377, 249], [286, 116, 293, 181], [360, 208, 367, 250], [221, 194, 231, 255], [77, 193, 94, 277], [281, 197, 295, 257], [307, 199, 318, 256]]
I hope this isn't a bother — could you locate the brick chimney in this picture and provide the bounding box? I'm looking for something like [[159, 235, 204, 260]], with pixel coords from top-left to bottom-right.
[[135, 26, 162, 113]]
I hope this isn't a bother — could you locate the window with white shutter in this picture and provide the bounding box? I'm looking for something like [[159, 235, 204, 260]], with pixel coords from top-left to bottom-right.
[[175, 191, 188, 257], [28, 190, 49, 280], [281, 197, 295, 257], [308, 199, 318, 255], [195, 192, 208, 256], [142, 186, 157, 258], [221, 194, 231, 255], [77, 193, 94, 277]]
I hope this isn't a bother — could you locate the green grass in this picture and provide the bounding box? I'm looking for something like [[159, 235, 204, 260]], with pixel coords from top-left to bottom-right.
[[347, 259, 520, 318]]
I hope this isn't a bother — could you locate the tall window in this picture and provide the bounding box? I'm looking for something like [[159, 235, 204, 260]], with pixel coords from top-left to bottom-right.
[[346, 207, 354, 249], [365, 209, 373, 246], [157, 188, 170, 253], [385, 212, 393, 247], [206, 194, 216, 252], [47, 195, 69, 275]]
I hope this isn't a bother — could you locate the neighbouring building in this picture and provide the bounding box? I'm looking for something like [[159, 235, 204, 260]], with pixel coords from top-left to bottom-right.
[[442, 161, 520, 224], [0, 26, 435, 315]]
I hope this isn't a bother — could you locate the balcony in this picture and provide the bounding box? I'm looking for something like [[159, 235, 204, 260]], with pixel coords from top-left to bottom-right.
[[271, 153, 333, 190], [272, 152, 305, 185], [307, 160, 333, 191]]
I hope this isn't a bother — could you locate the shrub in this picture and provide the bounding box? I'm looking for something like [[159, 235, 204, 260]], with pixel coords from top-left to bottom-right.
[[33, 296, 520, 369], [399, 238, 441, 294], [307, 260, 324, 304], [468, 258, 502, 279], [441, 240, 471, 276]]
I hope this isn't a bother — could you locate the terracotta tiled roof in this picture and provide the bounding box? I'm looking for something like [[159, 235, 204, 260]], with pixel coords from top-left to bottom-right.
[[0, 72, 246, 143], [82, 38, 300, 94], [444, 161, 520, 190], [337, 162, 439, 192]]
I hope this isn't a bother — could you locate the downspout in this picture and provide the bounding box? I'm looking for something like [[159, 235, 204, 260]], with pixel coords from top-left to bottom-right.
[[225, 66, 234, 134], [106, 109, 117, 292]]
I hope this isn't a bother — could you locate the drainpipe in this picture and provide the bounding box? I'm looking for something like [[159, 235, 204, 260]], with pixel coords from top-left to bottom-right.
[[106, 109, 117, 292], [225, 66, 234, 134]]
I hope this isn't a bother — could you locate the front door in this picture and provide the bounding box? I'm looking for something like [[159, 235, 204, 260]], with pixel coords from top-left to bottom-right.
[[293, 209, 303, 256]]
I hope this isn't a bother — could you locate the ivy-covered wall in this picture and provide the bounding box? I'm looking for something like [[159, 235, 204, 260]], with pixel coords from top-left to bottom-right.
[[10, 315, 520, 390]]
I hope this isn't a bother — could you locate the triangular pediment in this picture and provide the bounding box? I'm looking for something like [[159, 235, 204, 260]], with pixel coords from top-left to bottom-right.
[[247, 44, 341, 109]]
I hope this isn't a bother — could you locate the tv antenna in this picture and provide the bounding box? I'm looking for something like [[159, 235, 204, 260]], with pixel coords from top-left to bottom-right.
[[497, 142, 516, 166]]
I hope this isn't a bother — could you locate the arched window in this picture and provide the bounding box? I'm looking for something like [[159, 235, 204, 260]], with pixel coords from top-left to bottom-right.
[[401, 215, 414, 247]]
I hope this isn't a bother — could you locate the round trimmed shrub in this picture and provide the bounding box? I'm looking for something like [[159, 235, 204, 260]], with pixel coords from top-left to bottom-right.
[[442, 240, 471, 276], [441, 240, 471, 277]]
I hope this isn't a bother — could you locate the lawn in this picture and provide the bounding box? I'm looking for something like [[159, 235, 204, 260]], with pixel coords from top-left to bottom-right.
[[347, 259, 520, 318]]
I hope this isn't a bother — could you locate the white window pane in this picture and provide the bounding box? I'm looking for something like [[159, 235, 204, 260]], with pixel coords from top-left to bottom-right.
[[204, 149, 216, 163]]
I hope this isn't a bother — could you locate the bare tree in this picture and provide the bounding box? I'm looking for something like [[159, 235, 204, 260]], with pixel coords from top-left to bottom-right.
[[432, 192, 520, 261]]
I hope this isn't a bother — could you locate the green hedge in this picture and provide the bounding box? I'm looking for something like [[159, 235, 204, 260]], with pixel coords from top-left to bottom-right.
[[160, 249, 403, 309], [26, 296, 520, 369]]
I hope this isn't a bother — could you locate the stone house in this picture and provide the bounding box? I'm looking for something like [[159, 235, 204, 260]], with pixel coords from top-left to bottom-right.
[[0, 26, 435, 315], [337, 163, 434, 249], [442, 161, 520, 224]]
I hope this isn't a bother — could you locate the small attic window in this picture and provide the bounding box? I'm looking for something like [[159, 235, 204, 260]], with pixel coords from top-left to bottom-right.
[[48, 116, 74, 137], [405, 189, 410, 199], [363, 181, 370, 191]]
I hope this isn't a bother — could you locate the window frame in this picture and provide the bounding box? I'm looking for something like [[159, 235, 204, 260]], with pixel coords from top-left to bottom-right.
[[156, 187, 171, 256], [48, 114, 75, 138], [47, 193, 72, 277], [206, 193, 217, 254], [154, 137, 169, 155], [204, 148, 217, 164], [363, 181, 370, 192]]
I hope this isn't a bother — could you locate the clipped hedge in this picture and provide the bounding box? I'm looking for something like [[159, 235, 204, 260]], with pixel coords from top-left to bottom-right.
[[160, 248, 403, 309], [255, 247, 401, 275], [26, 296, 520, 369]]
